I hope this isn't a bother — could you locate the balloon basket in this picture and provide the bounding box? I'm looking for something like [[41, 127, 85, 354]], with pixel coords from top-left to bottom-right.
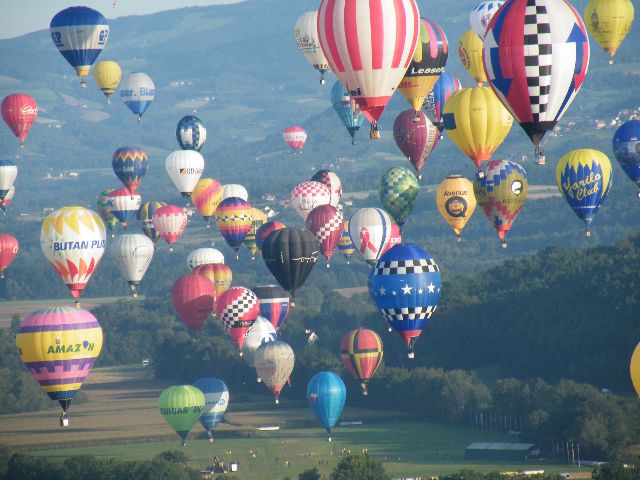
[[257, 377, 262, 383], [60, 412, 69, 428], [137, 115, 142, 125], [209, 438, 214, 443], [501, 240, 507, 249], [636, 191, 640, 199], [456, 235, 461, 243], [239, 351, 243, 357], [182, 441, 187, 447], [326, 263, 330, 269], [585, 230, 591, 238], [407, 351, 415, 359], [328, 437, 332, 442], [274, 397, 280, 405], [0, 273, 4, 279], [80, 80, 88, 89]]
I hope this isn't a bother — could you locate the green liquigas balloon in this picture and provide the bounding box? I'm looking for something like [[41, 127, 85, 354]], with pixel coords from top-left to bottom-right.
[[378, 166, 419, 229], [158, 385, 205, 446]]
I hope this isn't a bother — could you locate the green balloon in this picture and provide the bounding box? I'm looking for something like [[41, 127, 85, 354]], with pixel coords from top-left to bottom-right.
[[379, 166, 419, 227], [159, 385, 205, 444]]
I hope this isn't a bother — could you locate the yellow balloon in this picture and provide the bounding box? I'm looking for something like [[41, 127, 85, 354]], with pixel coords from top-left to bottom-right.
[[442, 87, 513, 168], [93, 61, 122, 102], [584, 0, 634, 64], [630, 343, 640, 397], [436, 175, 477, 241], [458, 29, 486, 86]]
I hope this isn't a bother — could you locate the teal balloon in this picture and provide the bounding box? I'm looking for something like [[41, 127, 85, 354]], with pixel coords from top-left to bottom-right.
[[331, 81, 364, 144], [307, 371, 346, 440], [379, 166, 419, 227]]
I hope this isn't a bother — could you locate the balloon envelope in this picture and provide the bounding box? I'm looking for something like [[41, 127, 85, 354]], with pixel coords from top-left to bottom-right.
[[307, 371, 346, 437], [340, 329, 383, 395], [436, 175, 477, 240], [584, 0, 634, 64], [330, 81, 364, 143], [152, 205, 188, 248], [294, 11, 329, 84], [107, 188, 141, 226], [177, 115, 207, 151], [311, 170, 342, 208], [111, 234, 154, 296], [215, 197, 253, 254], [242, 316, 278, 367], [216, 286, 260, 351], [120, 72, 155, 122], [393, 110, 439, 175], [158, 385, 205, 443], [138, 200, 166, 243], [254, 340, 295, 402], [252, 284, 290, 331], [283, 126, 308, 153], [191, 178, 223, 224], [348, 208, 392, 265], [291, 181, 331, 221], [306, 204, 343, 264], [612, 120, 640, 195], [171, 274, 216, 335], [1, 93, 38, 146], [93, 60, 121, 101], [187, 248, 225, 270], [112, 146, 148, 194], [194, 263, 233, 299], [379, 166, 420, 227], [165, 150, 205, 199], [0, 234, 19, 279], [192, 377, 228, 435]]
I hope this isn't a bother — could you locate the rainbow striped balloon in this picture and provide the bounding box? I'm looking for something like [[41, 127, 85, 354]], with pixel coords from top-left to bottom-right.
[[215, 197, 253, 258]]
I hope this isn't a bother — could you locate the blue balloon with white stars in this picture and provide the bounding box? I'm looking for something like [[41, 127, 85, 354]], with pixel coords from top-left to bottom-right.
[[370, 243, 441, 358]]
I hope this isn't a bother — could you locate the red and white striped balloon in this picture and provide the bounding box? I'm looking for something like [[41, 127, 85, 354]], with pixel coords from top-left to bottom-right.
[[283, 126, 308, 153], [152, 205, 188, 250]]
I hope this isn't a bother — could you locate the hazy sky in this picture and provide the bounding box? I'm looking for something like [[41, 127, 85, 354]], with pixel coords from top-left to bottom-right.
[[0, 0, 245, 40]]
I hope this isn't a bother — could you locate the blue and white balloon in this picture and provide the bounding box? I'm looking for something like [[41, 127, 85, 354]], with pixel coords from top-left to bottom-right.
[[121, 72, 155, 123], [192, 377, 229, 440]]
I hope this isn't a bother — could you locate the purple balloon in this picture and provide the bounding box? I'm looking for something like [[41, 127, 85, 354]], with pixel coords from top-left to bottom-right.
[[393, 110, 440, 177]]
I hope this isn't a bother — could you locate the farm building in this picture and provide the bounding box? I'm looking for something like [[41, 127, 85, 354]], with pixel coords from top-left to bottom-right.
[[464, 442, 540, 461]]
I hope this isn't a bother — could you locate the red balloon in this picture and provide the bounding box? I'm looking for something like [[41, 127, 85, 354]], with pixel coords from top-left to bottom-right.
[[171, 274, 216, 335], [382, 222, 402, 254], [215, 287, 260, 352], [306, 204, 343, 266], [283, 126, 307, 153], [393, 109, 439, 177], [1, 93, 38, 148], [0, 234, 19, 279]]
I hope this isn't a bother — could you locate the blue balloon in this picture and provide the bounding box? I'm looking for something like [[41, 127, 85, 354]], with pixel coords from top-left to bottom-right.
[[112, 147, 148, 193], [370, 243, 441, 358], [613, 120, 640, 197], [193, 377, 229, 437], [425, 72, 462, 135], [307, 371, 346, 440], [331, 81, 364, 144], [176, 115, 207, 151]]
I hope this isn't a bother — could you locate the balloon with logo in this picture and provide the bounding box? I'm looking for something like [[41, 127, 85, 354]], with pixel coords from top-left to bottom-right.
[[152, 205, 188, 251], [338, 220, 356, 264], [398, 17, 449, 115], [2, 93, 38, 149], [584, 0, 634, 65], [291, 181, 331, 221], [215, 197, 253, 259], [165, 150, 205, 200], [192, 377, 228, 441], [158, 385, 205, 446], [318, 0, 420, 139], [40, 207, 106, 306], [382, 221, 403, 255], [556, 149, 612, 237], [50, 6, 109, 87], [216, 286, 260, 353], [371, 243, 441, 358], [112, 146, 148, 194], [93, 61, 121, 103], [0, 160, 17, 204], [244, 208, 268, 260], [255, 340, 295, 404], [348, 208, 392, 266], [443, 87, 513, 168], [306, 204, 343, 267], [425, 72, 462, 138], [107, 188, 141, 228], [111, 234, 154, 297], [0, 186, 14, 214], [612, 120, 640, 198], [295, 11, 329, 84], [311, 170, 342, 208], [393, 110, 439, 178], [256, 221, 286, 254], [252, 284, 290, 331], [97, 188, 118, 237], [458, 29, 486, 86], [331, 81, 364, 144], [172, 274, 216, 335], [0, 234, 19, 279], [307, 371, 346, 441], [120, 72, 155, 123], [340, 329, 383, 396], [283, 126, 307, 154], [138, 200, 165, 243], [187, 248, 225, 270], [469, 1, 504, 38], [242, 316, 278, 370], [16, 307, 103, 425], [176, 115, 207, 151], [483, 0, 590, 164], [379, 166, 420, 230], [222, 184, 248, 202], [474, 160, 528, 248], [194, 263, 232, 299], [436, 175, 477, 241], [190, 178, 222, 228]]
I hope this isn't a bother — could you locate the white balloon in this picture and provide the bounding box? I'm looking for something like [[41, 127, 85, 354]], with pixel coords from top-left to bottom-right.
[[111, 234, 154, 297], [294, 11, 329, 84], [187, 247, 225, 270], [242, 316, 278, 368], [469, 1, 504, 39], [222, 184, 248, 202], [165, 150, 205, 198]]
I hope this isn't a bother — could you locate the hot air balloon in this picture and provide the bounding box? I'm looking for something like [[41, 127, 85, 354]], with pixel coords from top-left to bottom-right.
[[244, 208, 268, 260], [50, 7, 109, 87], [191, 178, 223, 227], [215, 197, 253, 259], [0, 186, 14, 214], [93, 60, 121, 103], [177, 115, 207, 151], [97, 188, 118, 237], [40, 207, 106, 306], [152, 205, 188, 250], [256, 221, 286, 254], [0, 234, 19, 279], [112, 146, 148, 194], [584, 0, 634, 64], [295, 11, 330, 84], [252, 284, 290, 331], [187, 247, 225, 270], [474, 160, 528, 248], [381, 221, 403, 255], [338, 220, 356, 264], [630, 343, 640, 398], [291, 181, 331, 221], [111, 234, 154, 297], [311, 170, 342, 208], [398, 18, 448, 116], [379, 167, 420, 230], [172, 274, 216, 335], [458, 29, 486, 86], [306, 205, 343, 267], [106, 188, 141, 228], [393, 110, 439, 178], [16, 307, 103, 425], [1, 93, 38, 148], [242, 317, 278, 370], [194, 263, 232, 299], [222, 184, 248, 202], [165, 150, 205, 200], [262, 229, 319, 304], [254, 340, 295, 404], [120, 72, 155, 123], [371, 243, 441, 358], [556, 149, 612, 237], [470, 1, 504, 38], [348, 208, 393, 265], [442, 87, 513, 168], [307, 371, 346, 441], [330, 81, 364, 144], [318, 0, 420, 139], [138, 200, 165, 243], [158, 385, 205, 446], [483, 0, 590, 165], [436, 175, 477, 241], [192, 377, 229, 441], [216, 287, 260, 352], [283, 126, 307, 154], [340, 329, 383, 396], [0, 160, 17, 204], [613, 120, 640, 198], [425, 72, 462, 138]]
